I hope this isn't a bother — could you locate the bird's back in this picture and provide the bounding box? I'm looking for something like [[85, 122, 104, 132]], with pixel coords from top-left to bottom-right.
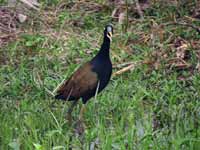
[[55, 62, 99, 101], [55, 58, 112, 103]]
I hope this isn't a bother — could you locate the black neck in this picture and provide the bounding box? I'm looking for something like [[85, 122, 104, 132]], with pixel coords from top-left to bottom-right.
[[97, 36, 110, 58]]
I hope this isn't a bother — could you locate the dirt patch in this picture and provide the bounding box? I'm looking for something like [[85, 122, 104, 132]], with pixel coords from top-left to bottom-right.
[[0, 7, 22, 47]]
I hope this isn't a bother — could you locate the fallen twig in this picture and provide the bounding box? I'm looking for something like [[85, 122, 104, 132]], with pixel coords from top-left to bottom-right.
[[113, 61, 137, 69], [167, 22, 200, 34], [112, 63, 136, 77]]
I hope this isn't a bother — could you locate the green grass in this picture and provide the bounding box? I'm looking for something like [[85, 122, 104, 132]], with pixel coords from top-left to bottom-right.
[[1, 0, 200, 149]]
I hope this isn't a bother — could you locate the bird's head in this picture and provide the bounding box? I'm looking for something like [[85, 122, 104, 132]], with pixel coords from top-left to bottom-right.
[[104, 24, 113, 42]]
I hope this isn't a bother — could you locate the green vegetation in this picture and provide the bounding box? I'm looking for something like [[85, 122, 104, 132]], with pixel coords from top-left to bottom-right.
[[0, 1, 200, 149]]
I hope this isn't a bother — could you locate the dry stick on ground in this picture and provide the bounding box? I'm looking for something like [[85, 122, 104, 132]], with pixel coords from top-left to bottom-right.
[[20, 0, 40, 10], [168, 22, 200, 34], [113, 61, 138, 69], [112, 62, 138, 77]]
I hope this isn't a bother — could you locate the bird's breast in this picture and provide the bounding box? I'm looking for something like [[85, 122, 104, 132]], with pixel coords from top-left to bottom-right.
[[92, 63, 112, 90]]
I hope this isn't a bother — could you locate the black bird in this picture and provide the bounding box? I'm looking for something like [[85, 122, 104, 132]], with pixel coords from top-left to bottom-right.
[[55, 24, 113, 122]]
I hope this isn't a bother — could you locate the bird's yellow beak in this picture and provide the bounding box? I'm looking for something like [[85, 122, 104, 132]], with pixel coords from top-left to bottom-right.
[[107, 31, 112, 41]]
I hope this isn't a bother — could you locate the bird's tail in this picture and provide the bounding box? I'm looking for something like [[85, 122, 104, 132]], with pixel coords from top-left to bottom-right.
[[54, 94, 66, 100], [54, 93, 75, 101]]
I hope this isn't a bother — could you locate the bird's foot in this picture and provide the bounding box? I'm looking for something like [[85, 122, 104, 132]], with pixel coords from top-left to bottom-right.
[[74, 119, 86, 136]]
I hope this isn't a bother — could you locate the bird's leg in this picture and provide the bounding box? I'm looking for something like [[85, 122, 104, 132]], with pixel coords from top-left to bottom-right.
[[79, 104, 86, 122], [67, 100, 78, 125], [73, 104, 86, 136]]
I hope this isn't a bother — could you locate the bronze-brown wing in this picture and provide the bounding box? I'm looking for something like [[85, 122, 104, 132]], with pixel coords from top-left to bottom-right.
[[55, 62, 98, 100]]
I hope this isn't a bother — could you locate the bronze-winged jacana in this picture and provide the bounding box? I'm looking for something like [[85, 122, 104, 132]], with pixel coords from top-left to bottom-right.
[[55, 24, 113, 122]]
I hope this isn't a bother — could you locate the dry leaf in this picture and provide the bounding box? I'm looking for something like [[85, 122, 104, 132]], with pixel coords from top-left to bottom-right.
[[118, 11, 126, 24], [17, 13, 27, 23]]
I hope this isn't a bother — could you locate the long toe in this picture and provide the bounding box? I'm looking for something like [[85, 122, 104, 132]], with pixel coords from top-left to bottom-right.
[[74, 119, 85, 136]]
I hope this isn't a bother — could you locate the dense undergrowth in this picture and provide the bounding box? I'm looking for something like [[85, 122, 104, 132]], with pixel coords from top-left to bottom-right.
[[0, 0, 200, 149]]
